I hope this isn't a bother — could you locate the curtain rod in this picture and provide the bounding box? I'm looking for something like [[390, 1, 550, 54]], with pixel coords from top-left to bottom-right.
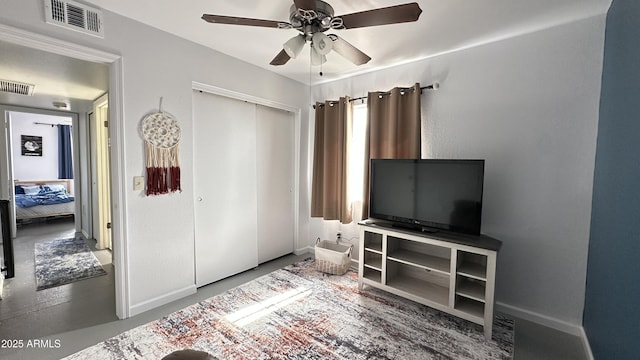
[[34, 122, 70, 127], [34, 122, 56, 127], [349, 82, 440, 103], [314, 82, 440, 108]]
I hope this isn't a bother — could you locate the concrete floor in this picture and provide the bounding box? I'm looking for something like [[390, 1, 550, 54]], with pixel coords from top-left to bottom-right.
[[0, 219, 588, 359]]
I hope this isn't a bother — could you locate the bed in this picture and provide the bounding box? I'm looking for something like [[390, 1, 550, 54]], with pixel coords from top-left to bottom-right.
[[14, 180, 75, 221]]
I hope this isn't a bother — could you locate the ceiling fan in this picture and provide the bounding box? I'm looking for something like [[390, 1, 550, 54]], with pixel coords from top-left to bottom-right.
[[202, 1, 422, 66]]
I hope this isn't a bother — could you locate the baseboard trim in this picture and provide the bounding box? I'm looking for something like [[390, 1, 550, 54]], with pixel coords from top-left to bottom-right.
[[578, 326, 595, 360], [294, 246, 313, 256], [129, 285, 196, 317], [495, 302, 583, 335], [497, 302, 594, 359]]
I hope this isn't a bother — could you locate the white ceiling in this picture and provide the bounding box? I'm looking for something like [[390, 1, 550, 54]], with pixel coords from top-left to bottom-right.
[[0, 0, 610, 111], [83, 0, 609, 85], [0, 40, 108, 110]]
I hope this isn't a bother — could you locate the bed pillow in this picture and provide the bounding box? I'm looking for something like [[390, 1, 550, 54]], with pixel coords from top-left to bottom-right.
[[15, 185, 25, 194], [22, 185, 41, 195], [43, 184, 66, 193]]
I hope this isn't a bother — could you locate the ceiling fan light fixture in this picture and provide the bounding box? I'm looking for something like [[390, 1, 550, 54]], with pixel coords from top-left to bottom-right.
[[310, 47, 327, 65], [283, 35, 305, 58], [311, 32, 333, 55], [320, 17, 332, 27]]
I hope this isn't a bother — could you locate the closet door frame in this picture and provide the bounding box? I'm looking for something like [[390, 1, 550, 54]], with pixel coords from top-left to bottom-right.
[[191, 81, 302, 258]]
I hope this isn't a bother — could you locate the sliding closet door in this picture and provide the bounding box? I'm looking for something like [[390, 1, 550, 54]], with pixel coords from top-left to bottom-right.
[[256, 105, 295, 263], [192, 91, 258, 287]]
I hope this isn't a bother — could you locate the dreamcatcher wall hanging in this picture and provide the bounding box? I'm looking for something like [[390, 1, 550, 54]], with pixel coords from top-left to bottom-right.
[[140, 98, 182, 195]]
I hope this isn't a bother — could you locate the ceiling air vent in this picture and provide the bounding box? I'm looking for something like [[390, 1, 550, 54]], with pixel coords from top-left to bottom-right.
[[43, 0, 104, 38], [0, 80, 35, 96]]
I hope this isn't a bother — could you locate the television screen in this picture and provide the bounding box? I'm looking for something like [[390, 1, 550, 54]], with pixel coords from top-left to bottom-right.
[[369, 159, 484, 235]]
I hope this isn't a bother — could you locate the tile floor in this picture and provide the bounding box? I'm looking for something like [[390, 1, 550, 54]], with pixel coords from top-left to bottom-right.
[[0, 218, 588, 359]]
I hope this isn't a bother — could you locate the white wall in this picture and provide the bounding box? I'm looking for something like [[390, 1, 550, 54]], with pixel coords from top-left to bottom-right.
[[308, 15, 606, 329], [1, 1, 310, 315], [10, 112, 71, 181]]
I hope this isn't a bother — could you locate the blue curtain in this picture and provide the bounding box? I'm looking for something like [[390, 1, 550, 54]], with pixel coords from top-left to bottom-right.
[[58, 125, 73, 179]]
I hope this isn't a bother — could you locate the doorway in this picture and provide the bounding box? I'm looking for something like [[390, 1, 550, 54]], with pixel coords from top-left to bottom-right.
[[0, 25, 127, 319], [6, 110, 77, 234], [0, 103, 116, 338]]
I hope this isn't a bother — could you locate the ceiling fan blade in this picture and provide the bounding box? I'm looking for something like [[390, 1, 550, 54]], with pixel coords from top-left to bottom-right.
[[293, 0, 317, 11], [270, 49, 292, 66], [330, 36, 371, 65], [202, 14, 287, 28], [337, 3, 422, 29]]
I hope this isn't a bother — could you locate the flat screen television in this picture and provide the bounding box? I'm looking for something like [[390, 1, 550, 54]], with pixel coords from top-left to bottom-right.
[[369, 159, 485, 235]]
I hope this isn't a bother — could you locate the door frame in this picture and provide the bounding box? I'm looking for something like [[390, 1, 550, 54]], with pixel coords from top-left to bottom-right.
[[0, 24, 130, 319], [191, 81, 302, 256]]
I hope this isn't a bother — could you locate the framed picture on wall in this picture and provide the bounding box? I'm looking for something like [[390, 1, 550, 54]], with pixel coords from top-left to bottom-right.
[[21, 135, 42, 156]]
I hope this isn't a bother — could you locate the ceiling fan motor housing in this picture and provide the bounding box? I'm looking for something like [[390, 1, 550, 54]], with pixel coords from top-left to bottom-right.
[[289, 0, 338, 35]]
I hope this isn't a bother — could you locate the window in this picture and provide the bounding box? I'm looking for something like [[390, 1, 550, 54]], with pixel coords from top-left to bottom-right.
[[348, 104, 367, 206]]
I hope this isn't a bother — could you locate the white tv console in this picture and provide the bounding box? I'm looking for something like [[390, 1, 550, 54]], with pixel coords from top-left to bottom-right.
[[358, 221, 502, 340]]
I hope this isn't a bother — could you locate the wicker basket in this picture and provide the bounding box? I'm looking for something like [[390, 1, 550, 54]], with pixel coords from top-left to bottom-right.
[[314, 237, 353, 275]]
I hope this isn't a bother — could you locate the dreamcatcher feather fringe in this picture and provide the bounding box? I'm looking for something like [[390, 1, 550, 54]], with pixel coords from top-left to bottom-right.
[[145, 142, 181, 195]]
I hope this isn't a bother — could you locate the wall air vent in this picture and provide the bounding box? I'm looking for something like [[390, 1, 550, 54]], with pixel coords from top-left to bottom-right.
[[44, 0, 104, 38], [0, 80, 35, 96]]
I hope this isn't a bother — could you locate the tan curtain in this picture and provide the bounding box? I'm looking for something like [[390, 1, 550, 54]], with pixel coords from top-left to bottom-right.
[[311, 97, 353, 224], [362, 83, 422, 219]]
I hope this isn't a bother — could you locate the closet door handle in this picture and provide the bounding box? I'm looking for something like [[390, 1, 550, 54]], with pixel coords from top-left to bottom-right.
[[197, 197, 203, 202]]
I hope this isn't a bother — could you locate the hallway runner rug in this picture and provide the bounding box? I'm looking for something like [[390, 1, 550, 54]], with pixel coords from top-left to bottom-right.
[[64, 259, 514, 359], [35, 237, 107, 290]]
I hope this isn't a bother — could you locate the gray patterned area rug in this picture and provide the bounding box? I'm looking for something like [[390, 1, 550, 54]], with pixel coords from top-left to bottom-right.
[[35, 237, 107, 290], [64, 259, 513, 360]]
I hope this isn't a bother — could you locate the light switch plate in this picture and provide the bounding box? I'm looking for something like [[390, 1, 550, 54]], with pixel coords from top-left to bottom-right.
[[133, 176, 144, 191]]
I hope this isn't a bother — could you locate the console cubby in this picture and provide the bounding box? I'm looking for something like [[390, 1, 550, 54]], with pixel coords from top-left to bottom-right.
[[386, 260, 450, 306], [455, 295, 485, 319], [358, 222, 501, 340], [363, 267, 382, 283], [363, 251, 383, 270], [363, 231, 383, 252], [387, 236, 451, 274], [456, 276, 486, 302], [457, 250, 487, 280]]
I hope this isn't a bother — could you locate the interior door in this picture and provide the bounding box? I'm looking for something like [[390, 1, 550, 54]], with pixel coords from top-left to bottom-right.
[[193, 90, 259, 287], [256, 105, 295, 263], [92, 94, 112, 250]]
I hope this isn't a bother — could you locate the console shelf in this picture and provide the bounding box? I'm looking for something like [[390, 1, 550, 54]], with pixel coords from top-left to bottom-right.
[[457, 262, 487, 281], [387, 276, 450, 306], [456, 277, 486, 302], [387, 249, 450, 274], [358, 221, 501, 340]]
